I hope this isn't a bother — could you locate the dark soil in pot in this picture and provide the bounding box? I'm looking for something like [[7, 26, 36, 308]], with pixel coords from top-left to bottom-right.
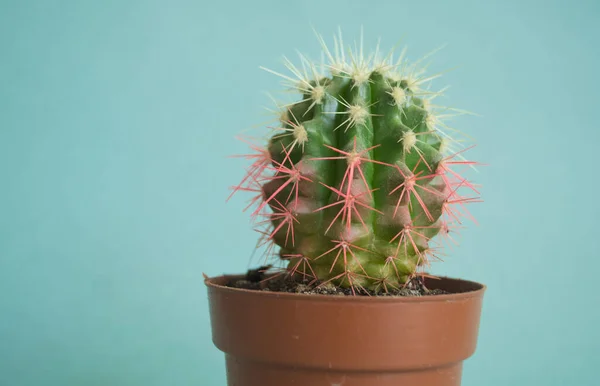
[[227, 265, 450, 296]]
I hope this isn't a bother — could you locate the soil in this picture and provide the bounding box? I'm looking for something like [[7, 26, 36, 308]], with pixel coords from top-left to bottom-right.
[[227, 266, 449, 297]]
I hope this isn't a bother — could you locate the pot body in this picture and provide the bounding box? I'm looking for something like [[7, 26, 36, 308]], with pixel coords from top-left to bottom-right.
[[206, 275, 485, 386]]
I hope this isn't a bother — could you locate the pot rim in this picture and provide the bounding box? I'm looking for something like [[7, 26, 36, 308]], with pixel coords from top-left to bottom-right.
[[205, 274, 486, 303]]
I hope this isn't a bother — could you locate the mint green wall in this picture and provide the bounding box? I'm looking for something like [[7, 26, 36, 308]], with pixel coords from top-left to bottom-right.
[[1, 0, 599, 385]]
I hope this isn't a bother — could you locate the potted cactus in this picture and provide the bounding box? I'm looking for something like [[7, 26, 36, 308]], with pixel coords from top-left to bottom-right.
[[205, 30, 486, 386]]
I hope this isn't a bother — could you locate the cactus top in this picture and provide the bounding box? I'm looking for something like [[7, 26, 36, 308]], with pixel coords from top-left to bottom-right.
[[230, 31, 479, 293]]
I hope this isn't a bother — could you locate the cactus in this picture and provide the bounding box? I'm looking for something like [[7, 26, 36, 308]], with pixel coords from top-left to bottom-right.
[[229, 30, 479, 293]]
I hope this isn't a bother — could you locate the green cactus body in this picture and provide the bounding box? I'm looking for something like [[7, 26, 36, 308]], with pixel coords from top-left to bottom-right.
[[232, 32, 477, 293]]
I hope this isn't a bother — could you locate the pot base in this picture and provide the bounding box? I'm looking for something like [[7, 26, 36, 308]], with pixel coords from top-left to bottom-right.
[[226, 355, 463, 386]]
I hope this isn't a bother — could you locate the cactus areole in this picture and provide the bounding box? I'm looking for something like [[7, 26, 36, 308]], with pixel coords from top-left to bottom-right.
[[228, 31, 480, 294]]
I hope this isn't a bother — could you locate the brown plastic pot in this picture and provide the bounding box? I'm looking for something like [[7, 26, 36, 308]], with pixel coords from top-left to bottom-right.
[[205, 275, 485, 386]]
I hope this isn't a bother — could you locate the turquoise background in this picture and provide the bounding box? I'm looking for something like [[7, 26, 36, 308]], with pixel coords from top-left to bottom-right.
[[1, 0, 599, 385]]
